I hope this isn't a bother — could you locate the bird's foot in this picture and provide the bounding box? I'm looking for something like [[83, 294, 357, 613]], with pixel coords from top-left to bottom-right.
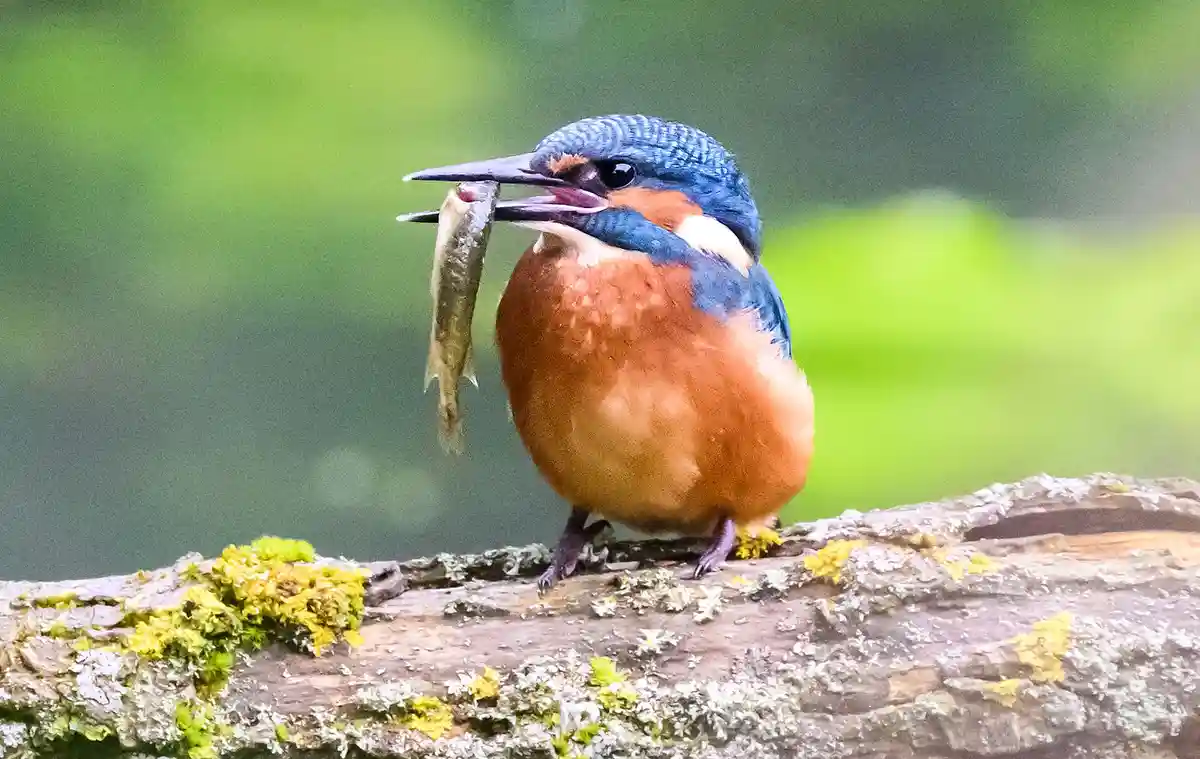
[[537, 508, 610, 595], [693, 516, 737, 579]]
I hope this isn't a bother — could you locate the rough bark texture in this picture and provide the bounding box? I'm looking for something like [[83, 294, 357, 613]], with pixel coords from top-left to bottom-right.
[[3, 472, 1200, 758]]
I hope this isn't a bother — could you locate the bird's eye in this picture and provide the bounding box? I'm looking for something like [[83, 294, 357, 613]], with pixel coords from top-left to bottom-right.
[[595, 160, 637, 189]]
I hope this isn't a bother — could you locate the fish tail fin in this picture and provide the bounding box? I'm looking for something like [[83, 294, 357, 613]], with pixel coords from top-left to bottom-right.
[[436, 390, 465, 456], [462, 343, 478, 388], [424, 340, 440, 392]]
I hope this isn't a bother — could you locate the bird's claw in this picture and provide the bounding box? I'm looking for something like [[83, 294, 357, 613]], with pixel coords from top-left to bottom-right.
[[692, 548, 725, 579], [537, 512, 610, 595], [536, 564, 564, 594], [692, 515, 736, 579], [536, 552, 583, 594]]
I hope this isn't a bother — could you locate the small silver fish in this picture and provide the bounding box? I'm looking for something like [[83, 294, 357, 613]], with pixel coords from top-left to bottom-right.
[[424, 180, 498, 455]]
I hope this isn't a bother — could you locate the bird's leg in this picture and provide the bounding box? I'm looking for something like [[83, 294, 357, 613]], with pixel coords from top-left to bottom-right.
[[694, 515, 737, 578], [537, 506, 610, 594]]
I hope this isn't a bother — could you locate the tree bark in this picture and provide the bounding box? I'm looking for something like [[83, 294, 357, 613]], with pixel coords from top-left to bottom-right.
[[3, 472, 1200, 758]]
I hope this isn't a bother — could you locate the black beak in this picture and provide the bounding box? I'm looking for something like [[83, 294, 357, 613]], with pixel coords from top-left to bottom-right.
[[397, 152, 606, 225], [403, 152, 567, 187]]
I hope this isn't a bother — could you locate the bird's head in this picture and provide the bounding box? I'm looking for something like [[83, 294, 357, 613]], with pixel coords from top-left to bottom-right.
[[399, 114, 762, 261]]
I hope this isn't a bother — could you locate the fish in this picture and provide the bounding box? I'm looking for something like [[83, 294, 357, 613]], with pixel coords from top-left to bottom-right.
[[421, 180, 499, 455]]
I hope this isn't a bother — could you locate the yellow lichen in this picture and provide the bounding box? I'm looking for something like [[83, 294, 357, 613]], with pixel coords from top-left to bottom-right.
[[803, 539, 867, 584], [122, 536, 367, 697], [932, 549, 1000, 581], [126, 585, 239, 661], [209, 538, 365, 655], [244, 536, 316, 563], [966, 552, 998, 574], [982, 678, 1021, 707], [734, 526, 783, 560], [903, 532, 940, 549], [32, 592, 79, 610], [394, 695, 454, 740], [44, 620, 70, 639], [1011, 612, 1072, 683], [467, 666, 501, 701]]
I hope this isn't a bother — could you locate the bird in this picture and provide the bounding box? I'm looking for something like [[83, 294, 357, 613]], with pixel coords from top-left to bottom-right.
[[398, 114, 815, 593]]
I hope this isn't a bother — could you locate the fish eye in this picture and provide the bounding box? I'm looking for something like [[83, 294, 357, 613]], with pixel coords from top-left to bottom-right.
[[594, 159, 637, 189]]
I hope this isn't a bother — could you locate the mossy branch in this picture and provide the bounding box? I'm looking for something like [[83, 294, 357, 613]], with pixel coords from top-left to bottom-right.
[[3, 472, 1200, 758]]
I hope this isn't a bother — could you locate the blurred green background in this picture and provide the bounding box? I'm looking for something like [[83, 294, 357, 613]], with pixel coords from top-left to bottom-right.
[[2, 0, 1198, 580]]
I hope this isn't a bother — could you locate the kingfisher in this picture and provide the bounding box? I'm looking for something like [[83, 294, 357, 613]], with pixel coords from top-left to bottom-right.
[[398, 114, 815, 592]]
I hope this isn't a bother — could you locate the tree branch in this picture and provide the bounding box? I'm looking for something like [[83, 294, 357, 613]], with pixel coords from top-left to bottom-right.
[[3, 472, 1200, 758]]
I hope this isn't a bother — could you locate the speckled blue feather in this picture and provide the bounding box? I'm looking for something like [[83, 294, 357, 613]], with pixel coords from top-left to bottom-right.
[[576, 209, 792, 359], [532, 114, 764, 259]]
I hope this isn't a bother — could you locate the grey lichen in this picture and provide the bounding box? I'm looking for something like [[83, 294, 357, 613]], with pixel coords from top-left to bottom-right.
[[402, 543, 556, 587], [71, 649, 129, 723], [0, 723, 29, 755], [442, 596, 510, 619]]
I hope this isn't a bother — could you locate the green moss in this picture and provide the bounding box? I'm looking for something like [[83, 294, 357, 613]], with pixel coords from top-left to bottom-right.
[[175, 701, 218, 759], [73, 721, 112, 743], [274, 722, 289, 743], [196, 650, 235, 697], [587, 656, 639, 711], [576, 722, 602, 744], [550, 733, 572, 757], [598, 688, 637, 711], [43, 713, 113, 744], [587, 657, 623, 688], [553, 719, 606, 757]]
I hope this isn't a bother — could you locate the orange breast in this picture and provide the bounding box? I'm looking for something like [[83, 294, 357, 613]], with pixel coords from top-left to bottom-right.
[[494, 237, 814, 536]]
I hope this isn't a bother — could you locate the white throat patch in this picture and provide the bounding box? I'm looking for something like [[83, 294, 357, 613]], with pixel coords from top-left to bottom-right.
[[673, 214, 753, 276]]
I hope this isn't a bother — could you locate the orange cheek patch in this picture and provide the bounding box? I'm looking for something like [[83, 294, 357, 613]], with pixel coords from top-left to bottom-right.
[[546, 153, 589, 175], [607, 188, 702, 231]]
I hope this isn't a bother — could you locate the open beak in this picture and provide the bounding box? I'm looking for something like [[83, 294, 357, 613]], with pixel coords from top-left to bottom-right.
[[397, 152, 606, 224]]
